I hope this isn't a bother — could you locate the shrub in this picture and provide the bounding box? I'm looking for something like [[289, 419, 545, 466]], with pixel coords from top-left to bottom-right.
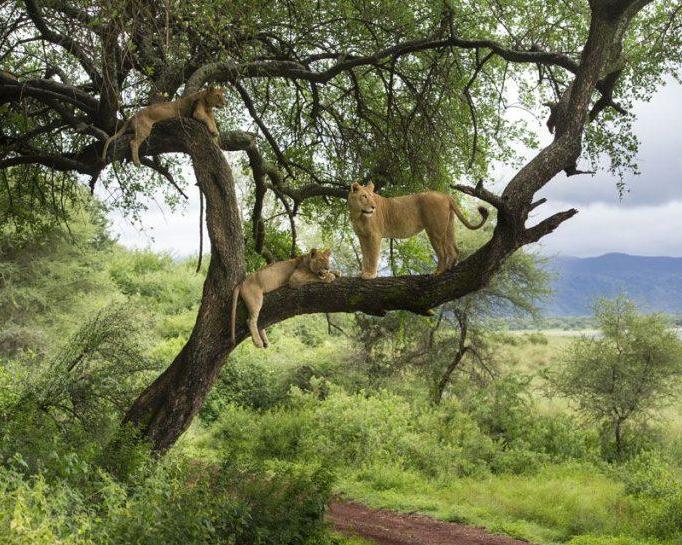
[[0, 454, 334, 545], [207, 384, 599, 481], [200, 360, 287, 422]]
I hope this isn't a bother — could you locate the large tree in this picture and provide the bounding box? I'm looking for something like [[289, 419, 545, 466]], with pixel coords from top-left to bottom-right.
[[0, 0, 680, 451]]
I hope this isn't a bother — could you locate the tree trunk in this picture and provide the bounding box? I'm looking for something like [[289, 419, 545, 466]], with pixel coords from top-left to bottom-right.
[[614, 417, 625, 459], [433, 311, 469, 405], [122, 126, 246, 452]]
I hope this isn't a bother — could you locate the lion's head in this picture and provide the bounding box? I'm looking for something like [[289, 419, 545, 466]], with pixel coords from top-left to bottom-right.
[[205, 87, 227, 107], [348, 182, 377, 217], [306, 248, 332, 277]]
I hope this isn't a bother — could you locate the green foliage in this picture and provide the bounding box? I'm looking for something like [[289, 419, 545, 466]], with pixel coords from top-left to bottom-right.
[[549, 298, 682, 458], [616, 451, 682, 540], [203, 382, 597, 481], [200, 359, 287, 421], [0, 454, 333, 545], [462, 375, 600, 472], [0, 303, 156, 475], [3, 195, 682, 545]]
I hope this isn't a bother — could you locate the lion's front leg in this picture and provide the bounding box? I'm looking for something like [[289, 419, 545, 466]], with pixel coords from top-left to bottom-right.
[[193, 105, 220, 142], [319, 271, 336, 283], [359, 235, 381, 279]]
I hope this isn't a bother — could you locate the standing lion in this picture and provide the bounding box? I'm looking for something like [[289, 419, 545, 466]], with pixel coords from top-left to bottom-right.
[[348, 182, 488, 278]]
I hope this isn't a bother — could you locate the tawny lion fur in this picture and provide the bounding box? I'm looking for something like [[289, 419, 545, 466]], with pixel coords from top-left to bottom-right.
[[348, 182, 488, 279], [231, 249, 338, 348], [101, 87, 227, 166]]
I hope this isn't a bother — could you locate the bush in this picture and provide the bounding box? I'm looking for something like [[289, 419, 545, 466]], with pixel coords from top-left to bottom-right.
[[201, 361, 282, 422], [525, 332, 549, 345], [0, 304, 156, 476], [0, 454, 334, 545], [462, 376, 598, 472], [205, 384, 598, 482], [616, 451, 682, 540]]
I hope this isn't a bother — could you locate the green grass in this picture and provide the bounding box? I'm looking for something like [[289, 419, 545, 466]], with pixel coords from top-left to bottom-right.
[[336, 463, 638, 544]]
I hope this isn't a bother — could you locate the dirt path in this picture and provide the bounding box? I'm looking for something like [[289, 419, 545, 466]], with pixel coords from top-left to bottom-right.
[[327, 501, 533, 545]]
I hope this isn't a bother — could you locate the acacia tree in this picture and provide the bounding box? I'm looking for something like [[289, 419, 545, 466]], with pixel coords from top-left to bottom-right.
[[1, 0, 680, 451], [550, 298, 682, 457]]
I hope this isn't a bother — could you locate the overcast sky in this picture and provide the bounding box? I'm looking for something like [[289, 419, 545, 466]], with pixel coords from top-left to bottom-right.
[[109, 80, 682, 259]]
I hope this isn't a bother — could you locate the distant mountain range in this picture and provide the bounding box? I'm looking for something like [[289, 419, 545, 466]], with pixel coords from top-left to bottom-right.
[[543, 253, 682, 316]]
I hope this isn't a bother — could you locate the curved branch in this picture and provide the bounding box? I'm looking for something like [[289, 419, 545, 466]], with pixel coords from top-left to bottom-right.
[[253, 247, 495, 332], [138, 156, 188, 199], [24, 0, 101, 87], [0, 154, 97, 174], [451, 181, 507, 213], [187, 35, 580, 93], [523, 208, 579, 243], [232, 80, 293, 176], [0, 81, 97, 113]]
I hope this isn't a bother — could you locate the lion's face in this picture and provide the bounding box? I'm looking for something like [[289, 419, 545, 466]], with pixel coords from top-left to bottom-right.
[[348, 182, 377, 217], [307, 248, 332, 276], [206, 87, 227, 107]]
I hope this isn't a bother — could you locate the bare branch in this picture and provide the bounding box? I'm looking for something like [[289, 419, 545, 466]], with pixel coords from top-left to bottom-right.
[[24, 0, 102, 86], [138, 156, 188, 199], [232, 79, 293, 177], [529, 197, 547, 210], [523, 208, 579, 243], [451, 181, 507, 212]]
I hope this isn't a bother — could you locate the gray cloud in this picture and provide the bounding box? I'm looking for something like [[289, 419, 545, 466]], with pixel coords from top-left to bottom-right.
[[530, 200, 682, 257], [539, 80, 682, 207]]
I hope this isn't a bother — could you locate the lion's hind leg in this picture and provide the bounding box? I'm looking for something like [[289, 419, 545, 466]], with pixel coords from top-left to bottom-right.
[[426, 227, 449, 275], [445, 219, 459, 270], [259, 328, 270, 348], [238, 285, 266, 348], [130, 119, 152, 167]]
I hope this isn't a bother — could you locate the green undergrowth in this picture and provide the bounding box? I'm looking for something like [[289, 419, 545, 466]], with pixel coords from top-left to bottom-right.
[[193, 379, 682, 545]]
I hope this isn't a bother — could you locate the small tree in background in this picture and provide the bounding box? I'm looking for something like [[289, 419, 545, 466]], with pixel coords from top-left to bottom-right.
[[348, 229, 550, 399], [550, 298, 682, 459]]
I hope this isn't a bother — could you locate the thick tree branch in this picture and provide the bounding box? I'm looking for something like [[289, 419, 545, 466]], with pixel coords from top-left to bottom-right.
[[0, 81, 98, 114], [186, 34, 582, 93], [0, 154, 97, 174]]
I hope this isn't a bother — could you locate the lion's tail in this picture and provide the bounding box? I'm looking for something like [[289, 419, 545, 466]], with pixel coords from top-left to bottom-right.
[[449, 197, 488, 230], [100, 119, 131, 162], [230, 283, 241, 345]]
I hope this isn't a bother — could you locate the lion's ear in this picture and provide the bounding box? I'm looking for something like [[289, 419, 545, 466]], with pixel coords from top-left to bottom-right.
[[310, 248, 318, 257], [351, 182, 360, 192], [366, 182, 375, 192]]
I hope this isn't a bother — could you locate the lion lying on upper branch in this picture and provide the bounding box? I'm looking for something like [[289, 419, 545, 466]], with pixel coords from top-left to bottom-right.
[[348, 182, 488, 278], [101, 87, 227, 166]]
